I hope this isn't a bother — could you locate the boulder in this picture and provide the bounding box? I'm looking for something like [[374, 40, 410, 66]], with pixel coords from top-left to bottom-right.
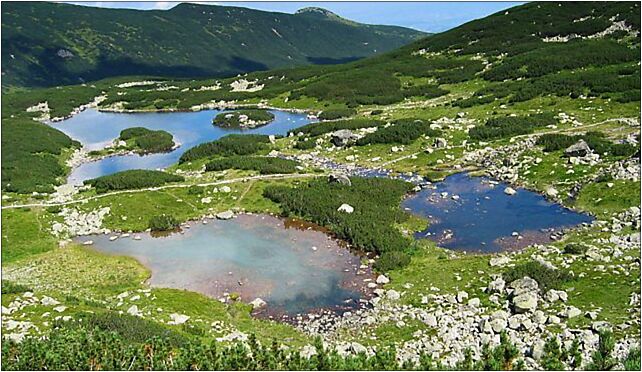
[[490, 256, 511, 267], [531, 340, 546, 360], [565, 306, 582, 319], [41, 296, 60, 306], [504, 187, 517, 196], [250, 298, 267, 310], [169, 313, 190, 325], [331, 130, 359, 147], [490, 318, 507, 333], [328, 174, 352, 186], [337, 204, 354, 213], [509, 277, 539, 296], [216, 210, 234, 220], [564, 139, 591, 157], [513, 293, 538, 313], [434, 138, 448, 148], [487, 277, 506, 293], [376, 275, 390, 284], [350, 342, 367, 354], [127, 305, 140, 316], [386, 290, 401, 301], [422, 314, 438, 327], [468, 297, 481, 307], [300, 345, 317, 359]]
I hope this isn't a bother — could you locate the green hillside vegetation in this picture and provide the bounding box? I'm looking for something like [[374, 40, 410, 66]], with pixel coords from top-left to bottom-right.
[[1, 2, 425, 88], [1, 118, 79, 193], [84, 170, 184, 193], [213, 110, 275, 128], [119, 127, 175, 153], [179, 134, 271, 163], [205, 156, 300, 174]]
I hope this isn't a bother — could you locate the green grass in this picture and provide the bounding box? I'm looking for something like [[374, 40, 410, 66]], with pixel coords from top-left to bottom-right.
[[1, 207, 58, 262], [575, 180, 641, 216]]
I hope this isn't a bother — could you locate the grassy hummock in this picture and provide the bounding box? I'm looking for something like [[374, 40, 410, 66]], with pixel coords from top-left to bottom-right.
[[212, 109, 275, 129], [84, 170, 184, 193]]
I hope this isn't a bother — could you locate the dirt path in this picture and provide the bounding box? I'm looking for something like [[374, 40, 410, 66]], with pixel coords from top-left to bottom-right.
[[2, 173, 320, 210]]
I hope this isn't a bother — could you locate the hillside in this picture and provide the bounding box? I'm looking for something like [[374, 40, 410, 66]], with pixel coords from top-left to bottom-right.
[[0, 2, 425, 88]]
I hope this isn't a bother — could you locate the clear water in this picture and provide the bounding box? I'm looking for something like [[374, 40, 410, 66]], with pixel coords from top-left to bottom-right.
[[49, 109, 313, 184], [402, 173, 593, 252], [78, 214, 366, 315]]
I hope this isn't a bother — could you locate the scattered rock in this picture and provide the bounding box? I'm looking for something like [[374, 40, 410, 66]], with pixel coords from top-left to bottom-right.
[[337, 204, 354, 213], [250, 298, 267, 310], [376, 275, 390, 284], [216, 210, 234, 220], [504, 187, 517, 196]]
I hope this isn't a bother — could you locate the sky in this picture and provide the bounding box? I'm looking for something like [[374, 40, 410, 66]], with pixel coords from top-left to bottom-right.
[[64, 1, 522, 32]]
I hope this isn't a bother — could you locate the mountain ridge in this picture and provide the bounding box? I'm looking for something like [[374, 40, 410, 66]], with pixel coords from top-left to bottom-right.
[[1, 1, 425, 88]]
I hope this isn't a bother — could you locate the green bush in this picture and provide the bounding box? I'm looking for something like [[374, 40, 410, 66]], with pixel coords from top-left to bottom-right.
[[503, 261, 571, 292], [179, 134, 271, 163], [318, 108, 356, 120], [624, 348, 641, 371], [294, 138, 317, 150], [469, 113, 557, 141], [212, 109, 275, 128], [536, 132, 638, 158], [45, 205, 63, 214], [263, 177, 414, 264], [356, 118, 440, 146], [68, 312, 188, 346], [84, 170, 184, 193], [205, 156, 300, 174], [148, 214, 180, 231], [563, 243, 588, 255], [290, 118, 384, 137], [1, 280, 32, 295], [374, 251, 411, 272], [588, 331, 617, 370]]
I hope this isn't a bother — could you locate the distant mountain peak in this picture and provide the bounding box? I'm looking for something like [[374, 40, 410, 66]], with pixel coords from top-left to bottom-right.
[[295, 7, 340, 19]]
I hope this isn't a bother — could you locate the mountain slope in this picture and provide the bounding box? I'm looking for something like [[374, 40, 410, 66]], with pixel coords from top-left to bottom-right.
[[0, 2, 425, 88]]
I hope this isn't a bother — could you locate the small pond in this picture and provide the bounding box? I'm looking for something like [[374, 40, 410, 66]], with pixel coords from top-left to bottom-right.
[[402, 173, 593, 252], [49, 109, 313, 184], [77, 214, 370, 316]]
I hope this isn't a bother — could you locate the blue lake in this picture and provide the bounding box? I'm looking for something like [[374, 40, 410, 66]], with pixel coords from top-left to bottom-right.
[[78, 214, 368, 316], [402, 173, 593, 252], [50, 108, 313, 184]]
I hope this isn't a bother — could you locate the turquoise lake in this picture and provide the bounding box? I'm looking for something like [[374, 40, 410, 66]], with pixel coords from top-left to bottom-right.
[[78, 214, 368, 316]]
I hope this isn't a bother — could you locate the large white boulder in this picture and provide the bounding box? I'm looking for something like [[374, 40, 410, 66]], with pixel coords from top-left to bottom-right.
[[337, 204, 354, 213]]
